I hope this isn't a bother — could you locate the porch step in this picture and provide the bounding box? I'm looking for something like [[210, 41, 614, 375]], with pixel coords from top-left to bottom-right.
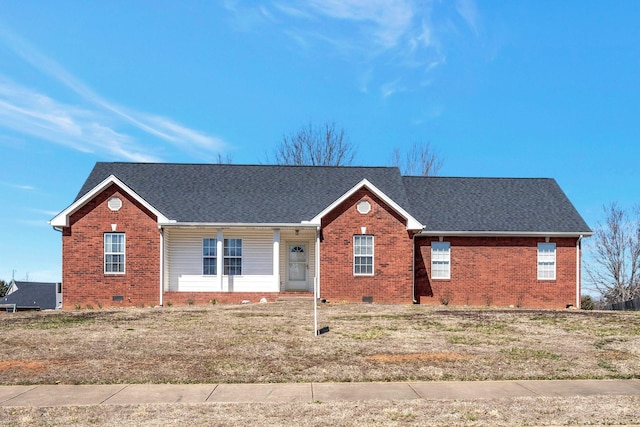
[[276, 292, 314, 302]]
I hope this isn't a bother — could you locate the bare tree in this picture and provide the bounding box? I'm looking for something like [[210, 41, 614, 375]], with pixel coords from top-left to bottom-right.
[[269, 122, 356, 166], [214, 153, 233, 164], [0, 279, 9, 297], [391, 141, 443, 176], [586, 203, 640, 304]]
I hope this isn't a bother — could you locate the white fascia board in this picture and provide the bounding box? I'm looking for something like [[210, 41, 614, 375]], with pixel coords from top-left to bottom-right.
[[160, 222, 317, 229], [418, 230, 594, 237], [49, 175, 170, 227], [309, 178, 424, 231]]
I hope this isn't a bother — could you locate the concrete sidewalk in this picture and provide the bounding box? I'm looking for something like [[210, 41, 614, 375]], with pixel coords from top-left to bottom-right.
[[0, 379, 638, 407]]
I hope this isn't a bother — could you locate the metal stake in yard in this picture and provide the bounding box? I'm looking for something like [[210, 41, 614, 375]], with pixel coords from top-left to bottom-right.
[[314, 276, 318, 336]]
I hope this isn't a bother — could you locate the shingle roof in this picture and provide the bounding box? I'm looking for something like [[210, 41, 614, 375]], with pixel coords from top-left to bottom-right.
[[403, 176, 592, 233], [1, 281, 58, 310], [74, 162, 591, 234], [77, 163, 409, 224]]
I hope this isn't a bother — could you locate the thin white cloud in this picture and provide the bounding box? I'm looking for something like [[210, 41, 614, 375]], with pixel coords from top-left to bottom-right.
[[225, 1, 480, 99], [306, 0, 414, 49], [0, 78, 158, 161], [0, 26, 227, 161], [17, 219, 51, 228], [273, 3, 314, 19], [456, 0, 479, 36], [0, 181, 36, 191], [380, 79, 404, 99]]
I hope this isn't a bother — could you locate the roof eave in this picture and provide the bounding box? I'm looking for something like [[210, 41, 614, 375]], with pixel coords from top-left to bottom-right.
[[49, 174, 170, 227], [418, 230, 594, 237], [160, 222, 319, 229], [309, 178, 424, 231]]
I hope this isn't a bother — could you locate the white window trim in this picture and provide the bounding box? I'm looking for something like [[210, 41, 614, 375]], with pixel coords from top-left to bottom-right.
[[104, 233, 126, 275], [203, 238, 217, 276], [537, 242, 556, 280], [431, 241, 451, 280], [224, 238, 243, 276], [353, 235, 374, 276]]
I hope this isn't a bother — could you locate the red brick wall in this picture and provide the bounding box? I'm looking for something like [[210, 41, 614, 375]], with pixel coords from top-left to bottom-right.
[[320, 189, 415, 303], [61, 184, 160, 308], [162, 292, 284, 306], [414, 236, 579, 309]]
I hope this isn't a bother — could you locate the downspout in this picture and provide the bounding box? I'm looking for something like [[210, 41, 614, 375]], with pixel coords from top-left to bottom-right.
[[159, 226, 164, 307], [576, 235, 583, 309]]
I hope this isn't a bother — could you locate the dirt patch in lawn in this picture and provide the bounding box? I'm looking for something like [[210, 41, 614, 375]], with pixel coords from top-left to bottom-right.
[[0, 302, 638, 385], [0, 360, 48, 374]]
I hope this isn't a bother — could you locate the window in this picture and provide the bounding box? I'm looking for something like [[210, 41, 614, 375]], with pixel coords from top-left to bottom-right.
[[203, 238, 217, 275], [224, 238, 242, 275], [104, 233, 125, 274], [354, 235, 374, 275], [431, 242, 450, 279], [537, 243, 556, 280]]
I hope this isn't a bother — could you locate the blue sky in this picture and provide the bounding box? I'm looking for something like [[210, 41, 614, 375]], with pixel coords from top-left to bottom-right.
[[0, 1, 638, 287]]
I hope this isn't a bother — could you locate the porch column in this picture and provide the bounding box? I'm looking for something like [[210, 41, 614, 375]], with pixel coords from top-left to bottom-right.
[[315, 227, 321, 297], [273, 229, 280, 291], [217, 229, 224, 291]]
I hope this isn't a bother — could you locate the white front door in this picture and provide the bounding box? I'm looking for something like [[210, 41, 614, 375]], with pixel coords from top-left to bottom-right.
[[288, 244, 307, 290]]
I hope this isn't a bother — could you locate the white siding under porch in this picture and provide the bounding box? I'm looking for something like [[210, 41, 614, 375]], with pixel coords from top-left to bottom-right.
[[164, 227, 278, 293]]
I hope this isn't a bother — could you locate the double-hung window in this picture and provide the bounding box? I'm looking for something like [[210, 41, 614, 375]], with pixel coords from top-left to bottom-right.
[[203, 238, 217, 275], [537, 243, 556, 280], [354, 235, 374, 275], [224, 238, 242, 275], [431, 242, 450, 279], [104, 233, 125, 274]]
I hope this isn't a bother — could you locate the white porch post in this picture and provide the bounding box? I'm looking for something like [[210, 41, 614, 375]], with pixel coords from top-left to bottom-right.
[[217, 229, 224, 291], [314, 227, 321, 336], [273, 229, 280, 291], [159, 226, 164, 306], [315, 227, 321, 297]]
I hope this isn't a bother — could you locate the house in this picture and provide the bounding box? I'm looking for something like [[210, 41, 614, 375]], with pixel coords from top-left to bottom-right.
[[50, 162, 592, 309], [1, 280, 62, 310]]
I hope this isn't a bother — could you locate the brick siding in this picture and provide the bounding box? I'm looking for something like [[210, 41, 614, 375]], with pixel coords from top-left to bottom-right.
[[319, 188, 415, 304], [414, 236, 579, 309], [59, 184, 581, 310], [61, 184, 160, 309], [162, 292, 284, 306]]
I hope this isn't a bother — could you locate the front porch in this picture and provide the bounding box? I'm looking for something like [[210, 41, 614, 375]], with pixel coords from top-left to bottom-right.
[[162, 226, 318, 294]]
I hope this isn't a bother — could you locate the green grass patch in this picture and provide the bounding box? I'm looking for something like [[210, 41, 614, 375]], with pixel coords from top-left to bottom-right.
[[345, 326, 390, 340], [20, 314, 96, 330]]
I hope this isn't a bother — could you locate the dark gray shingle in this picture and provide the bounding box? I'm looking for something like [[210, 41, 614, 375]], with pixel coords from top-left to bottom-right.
[[1, 281, 58, 310], [77, 163, 407, 224], [403, 176, 591, 233], [74, 163, 591, 233]]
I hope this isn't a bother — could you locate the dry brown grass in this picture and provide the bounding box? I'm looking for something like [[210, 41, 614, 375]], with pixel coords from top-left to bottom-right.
[[1, 396, 639, 426], [0, 301, 639, 385]]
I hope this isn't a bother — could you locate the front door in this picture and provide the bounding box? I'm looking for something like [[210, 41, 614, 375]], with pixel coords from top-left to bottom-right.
[[288, 244, 307, 290]]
